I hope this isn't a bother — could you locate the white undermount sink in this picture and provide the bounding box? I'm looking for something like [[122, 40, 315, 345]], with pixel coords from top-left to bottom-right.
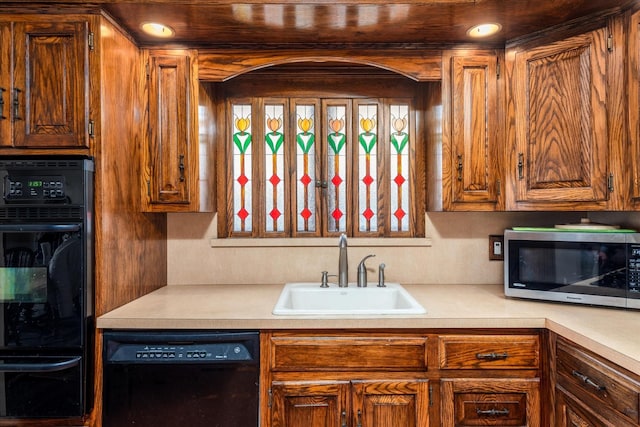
[[272, 282, 426, 315]]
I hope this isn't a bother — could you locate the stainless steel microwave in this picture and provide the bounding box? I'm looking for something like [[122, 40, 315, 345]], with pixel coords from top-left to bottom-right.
[[504, 229, 640, 309]]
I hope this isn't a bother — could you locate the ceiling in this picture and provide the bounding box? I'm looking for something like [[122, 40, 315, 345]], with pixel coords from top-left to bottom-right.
[[103, 0, 631, 47], [6, 0, 634, 47]]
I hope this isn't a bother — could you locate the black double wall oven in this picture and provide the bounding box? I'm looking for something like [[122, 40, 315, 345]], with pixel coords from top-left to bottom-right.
[[0, 157, 94, 419]]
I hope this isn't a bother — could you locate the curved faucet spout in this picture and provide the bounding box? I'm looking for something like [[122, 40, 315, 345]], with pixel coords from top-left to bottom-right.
[[338, 233, 348, 287]]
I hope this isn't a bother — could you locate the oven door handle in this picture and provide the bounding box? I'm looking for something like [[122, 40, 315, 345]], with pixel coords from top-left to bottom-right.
[[0, 224, 81, 233], [0, 356, 81, 373]]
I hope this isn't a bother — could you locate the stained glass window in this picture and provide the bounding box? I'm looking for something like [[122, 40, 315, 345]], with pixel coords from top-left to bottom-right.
[[226, 97, 417, 238], [390, 104, 410, 232], [357, 104, 378, 233], [232, 104, 252, 233], [296, 104, 317, 233], [265, 104, 285, 233], [326, 104, 348, 233]]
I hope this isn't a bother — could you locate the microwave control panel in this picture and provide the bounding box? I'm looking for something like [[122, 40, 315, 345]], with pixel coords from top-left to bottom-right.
[[3, 175, 66, 201], [628, 244, 640, 294]]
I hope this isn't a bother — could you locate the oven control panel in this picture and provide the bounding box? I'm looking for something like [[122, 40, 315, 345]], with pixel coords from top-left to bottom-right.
[[3, 175, 66, 201], [628, 244, 640, 295], [108, 342, 254, 363]]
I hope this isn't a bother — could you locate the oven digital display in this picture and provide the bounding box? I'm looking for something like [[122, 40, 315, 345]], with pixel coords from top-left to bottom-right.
[[0, 267, 47, 303], [28, 180, 43, 188]]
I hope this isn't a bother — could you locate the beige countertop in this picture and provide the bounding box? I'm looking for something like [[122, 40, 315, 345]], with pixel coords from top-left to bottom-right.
[[97, 283, 640, 375]]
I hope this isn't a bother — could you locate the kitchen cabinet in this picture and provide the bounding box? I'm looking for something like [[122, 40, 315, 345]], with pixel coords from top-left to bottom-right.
[[554, 336, 640, 427], [263, 331, 542, 427], [628, 8, 640, 207], [434, 49, 504, 211], [271, 379, 429, 427], [142, 49, 214, 212], [0, 17, 90, 149], [265, 332, 430, 427], [438, 334, 541, 426], [506, 26, 612, 210]]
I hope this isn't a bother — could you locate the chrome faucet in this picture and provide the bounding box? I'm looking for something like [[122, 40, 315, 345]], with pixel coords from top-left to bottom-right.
[[357, 254, 376, 287], [338, 233, 348, 287]]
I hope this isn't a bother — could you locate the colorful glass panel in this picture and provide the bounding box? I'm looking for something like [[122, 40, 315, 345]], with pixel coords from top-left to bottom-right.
[[390, 104, 410, 232], [265, 104, 285, 233], [232, 104, 252, 232], [296, 104, 316, 232], [358, 104, 378, 232], [326, 105, 347, 233]]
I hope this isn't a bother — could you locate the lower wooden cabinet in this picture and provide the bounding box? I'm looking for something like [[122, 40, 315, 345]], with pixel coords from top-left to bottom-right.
[[263, 330, 543, 427], [554, 336, 640, 427], [271, 379, 429, 427], [441, 378, 540, 427]]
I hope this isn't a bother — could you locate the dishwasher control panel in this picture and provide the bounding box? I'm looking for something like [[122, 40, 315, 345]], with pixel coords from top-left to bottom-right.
[[107, 342, 253, 363]]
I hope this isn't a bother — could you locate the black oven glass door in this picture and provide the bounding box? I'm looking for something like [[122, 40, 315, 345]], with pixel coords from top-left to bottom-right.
[[0, 223, 85, 349], [0, 355, 83, 418], [508, 240, 628, 298]]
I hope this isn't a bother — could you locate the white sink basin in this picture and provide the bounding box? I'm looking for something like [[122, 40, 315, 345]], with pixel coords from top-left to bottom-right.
[[272, 282, 426, 315]]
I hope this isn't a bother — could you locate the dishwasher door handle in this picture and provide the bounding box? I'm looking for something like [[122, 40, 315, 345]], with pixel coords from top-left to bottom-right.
[[0, 356, 81, 373]]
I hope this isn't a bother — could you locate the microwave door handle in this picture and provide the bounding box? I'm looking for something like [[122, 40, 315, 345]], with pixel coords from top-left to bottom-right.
[[0, 356, 81, 373], [0, 224, 81, 233]]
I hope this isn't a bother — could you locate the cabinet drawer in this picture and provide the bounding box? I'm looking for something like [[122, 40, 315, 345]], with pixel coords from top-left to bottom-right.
[[557, 338, 640, 423], [441, 378, 540, 427], [270, 335, 428, 371], [438, 335, 539, 369]]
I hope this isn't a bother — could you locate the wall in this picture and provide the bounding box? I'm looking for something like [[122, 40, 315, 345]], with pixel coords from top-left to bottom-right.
[[166, 211, 640, 286]]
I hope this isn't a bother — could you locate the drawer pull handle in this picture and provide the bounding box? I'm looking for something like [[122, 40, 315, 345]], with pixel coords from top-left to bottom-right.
[[477, 408, 510, 417], [572, 370, 606, 392], [476, 352, 508, 360]]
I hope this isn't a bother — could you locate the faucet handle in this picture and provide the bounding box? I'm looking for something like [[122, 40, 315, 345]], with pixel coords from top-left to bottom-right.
[[357, 254, 376, 287]]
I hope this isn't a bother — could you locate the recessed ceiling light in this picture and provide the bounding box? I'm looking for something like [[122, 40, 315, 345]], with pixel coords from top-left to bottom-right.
[[141, 22, 175, 38], [467, 23, 502, 38]]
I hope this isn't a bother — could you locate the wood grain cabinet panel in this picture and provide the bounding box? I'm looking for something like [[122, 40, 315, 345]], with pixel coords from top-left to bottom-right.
[[437, 50, 504, 211], [555, 386, 637, 427], [438, 334, 540, 370], [628, 8, 640, 204], [507, 27, 610, 209], [556, 338, 640, 425], [0, 18, 90, 149], [271, 381, 349, 427], [441, 378, 540, 427], [270, 335, 428, 372]]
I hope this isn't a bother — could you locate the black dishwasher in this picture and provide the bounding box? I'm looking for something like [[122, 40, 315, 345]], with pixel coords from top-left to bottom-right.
[[103, 330, 259, 427]]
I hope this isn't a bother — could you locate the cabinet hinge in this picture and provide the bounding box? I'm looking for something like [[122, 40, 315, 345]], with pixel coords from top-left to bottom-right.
[[88, 32, 95, 51], [268, 389, 272, 408], [496, 56, 501, 79], [608, 173, 614, 193], [88, 120, 95, 138], [607, 34, 613, 52], [146, 61, 150, 79], [428, 384, 433, 407], [147, 180, 151, 197], [496, 179, 501, 196]]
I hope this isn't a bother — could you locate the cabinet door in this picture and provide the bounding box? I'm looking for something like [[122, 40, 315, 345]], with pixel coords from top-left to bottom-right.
[[12, 20, 89, 148], [629, 10, 640, 202], [352, 380, 429, 427], [145, 51, 196, 208], [0, 22, 10, 147], [271, 381, 349, 427], [441, 378, 540, 427], [555, 386, 636, 427], [509, 28, 609, 207], [441, 51, 503, 211]]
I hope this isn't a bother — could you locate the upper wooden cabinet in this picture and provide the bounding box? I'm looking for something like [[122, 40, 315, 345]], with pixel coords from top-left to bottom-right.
[[142, 49, 214, 212], [628, 8, 640, 207], [505, 25, 617, 210], [434, 49, 504, 211], [0, 18, 90, 149]]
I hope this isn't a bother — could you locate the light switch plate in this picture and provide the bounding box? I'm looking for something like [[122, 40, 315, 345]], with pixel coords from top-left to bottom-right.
[[489, 235, 504, 261]]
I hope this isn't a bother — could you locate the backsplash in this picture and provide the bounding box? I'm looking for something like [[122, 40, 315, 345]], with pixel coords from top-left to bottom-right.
[[167, 211, 640, 286]]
